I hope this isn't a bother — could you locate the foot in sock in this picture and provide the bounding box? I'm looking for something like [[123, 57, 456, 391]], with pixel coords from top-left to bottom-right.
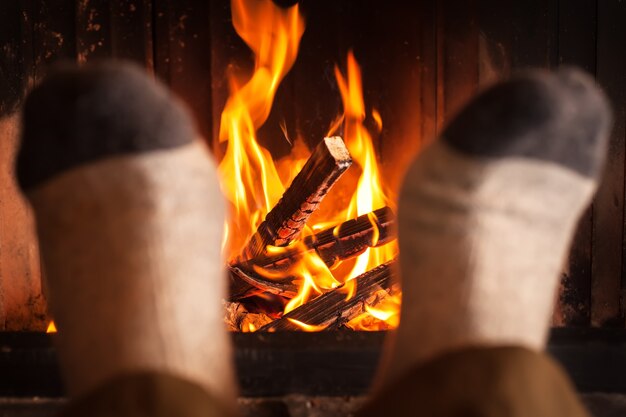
[[17, 62, 236, 411], [379, 68, 611, 385]]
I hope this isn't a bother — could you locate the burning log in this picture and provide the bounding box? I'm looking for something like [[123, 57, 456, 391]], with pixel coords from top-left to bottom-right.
[[250, 206, 395, 270], [229, 265, 299, 300], [258, 260, 398, 332], [238, 136, 352, 261], [229, 207, 396, 301]]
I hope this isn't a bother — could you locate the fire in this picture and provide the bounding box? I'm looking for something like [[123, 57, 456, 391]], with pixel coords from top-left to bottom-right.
[[46, 321, 57, 333], [218, 0, 305, 258], [347, 292, 402, 330], [287, 318, 330, 332], [331, 53, 398, 302], [218, 0, 400, 331], [282, 249, 340, 314]]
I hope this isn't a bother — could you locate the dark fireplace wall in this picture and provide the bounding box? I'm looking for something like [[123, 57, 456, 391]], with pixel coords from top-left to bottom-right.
[[0, 0, 625, 330]]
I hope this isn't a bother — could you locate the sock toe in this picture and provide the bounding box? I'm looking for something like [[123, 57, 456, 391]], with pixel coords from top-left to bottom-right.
[[443, 68, 612, 179], [383, 68, 612, 381], [17, 61, 196, 191]]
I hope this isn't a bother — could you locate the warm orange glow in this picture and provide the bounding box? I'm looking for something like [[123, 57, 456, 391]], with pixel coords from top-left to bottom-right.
[[282, 247, 340, 314], [287, 318, 330, 332], [371, 109, 383, 132], [218, 0, 305, 258], [46, 321, 57, 333], [217, 1, 400, 331], [367, 211, 381, 246], [347, 292, 402, 330], [333, 51, 398, 304]]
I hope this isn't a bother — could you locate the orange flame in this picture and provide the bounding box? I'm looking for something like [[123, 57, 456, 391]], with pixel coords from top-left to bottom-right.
[[347, 292, 402, 331], [46, 321, 57, 333], [333, 51, 398, 296], [217, 1, 399, 331], [287, 318, 330, 332], [218, 0, 305, 257], [282, 248, 340, 314]]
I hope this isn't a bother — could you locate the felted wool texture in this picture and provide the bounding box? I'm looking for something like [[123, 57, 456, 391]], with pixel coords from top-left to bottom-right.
[[374, 68, 611, 388], [17, 61, 195, 191], [384, 141, 596, 384], [26, 141, 235, 404], [444, 67, 611, 179], [358, 347, 590, 417]]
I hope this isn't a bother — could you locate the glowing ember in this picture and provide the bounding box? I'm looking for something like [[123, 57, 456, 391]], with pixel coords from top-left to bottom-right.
[[347, 292, 402, 330], [218, 0, 400, 331], [46, 321, 57, 333]]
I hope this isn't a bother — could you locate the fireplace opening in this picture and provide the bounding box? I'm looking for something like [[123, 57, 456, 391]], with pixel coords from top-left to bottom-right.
[[215, 0, 400, 332], [2, 0, 626, 413]]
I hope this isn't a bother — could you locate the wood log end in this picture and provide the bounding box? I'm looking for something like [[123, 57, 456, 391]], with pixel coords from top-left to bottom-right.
[[323, 136, 352, 169]]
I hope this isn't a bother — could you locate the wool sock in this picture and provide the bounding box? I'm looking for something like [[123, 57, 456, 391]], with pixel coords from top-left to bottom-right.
[[17, 62, 236, 409], [380, 68, 612, 385]]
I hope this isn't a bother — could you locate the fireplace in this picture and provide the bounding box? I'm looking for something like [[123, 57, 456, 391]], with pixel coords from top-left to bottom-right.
[[1, 0, 626, 414]]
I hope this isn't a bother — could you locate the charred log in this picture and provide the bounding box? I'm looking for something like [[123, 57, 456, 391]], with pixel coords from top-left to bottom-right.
[[229, 208, 396, 301], [250, 206, 395, 271], [229, 265, 299, 300], [238, 136, 352, 261], [258, 260, 398, 332]]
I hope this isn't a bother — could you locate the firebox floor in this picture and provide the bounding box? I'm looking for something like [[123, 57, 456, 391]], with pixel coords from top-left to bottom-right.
[[0, 394, 625, 417]]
